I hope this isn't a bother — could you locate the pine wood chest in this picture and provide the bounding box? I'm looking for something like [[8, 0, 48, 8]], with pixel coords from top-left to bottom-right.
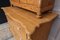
[[3, 7, 57, 40]]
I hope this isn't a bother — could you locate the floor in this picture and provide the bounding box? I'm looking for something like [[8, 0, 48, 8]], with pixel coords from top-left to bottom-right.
[[0, 8, 14, 40], [0, 23, 14, 40], [48, 11, 60, 40]]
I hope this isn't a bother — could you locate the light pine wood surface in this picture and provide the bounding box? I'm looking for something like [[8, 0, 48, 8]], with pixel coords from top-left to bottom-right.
[[3, 7, 57, 40]]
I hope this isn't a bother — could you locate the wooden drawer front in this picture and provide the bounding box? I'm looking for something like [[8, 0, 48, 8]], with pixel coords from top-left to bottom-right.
[[20, 0, 54, 7], [20, 0, 39, 5], [26, 0, 39, 5]]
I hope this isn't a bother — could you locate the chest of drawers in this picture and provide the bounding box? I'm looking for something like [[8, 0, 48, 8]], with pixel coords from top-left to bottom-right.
[[3, 7, 57, 40], [10, 0, 55, 17]]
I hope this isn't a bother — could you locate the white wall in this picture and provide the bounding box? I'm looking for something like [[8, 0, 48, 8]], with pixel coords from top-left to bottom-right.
[[54, 0, 60, 12], [48, 0, 60, 40]]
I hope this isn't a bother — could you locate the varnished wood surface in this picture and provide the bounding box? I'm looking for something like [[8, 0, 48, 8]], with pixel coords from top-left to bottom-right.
[[3, 7, 57, 35], [3, 7, 57, 24], [2, 7, 57, 40]]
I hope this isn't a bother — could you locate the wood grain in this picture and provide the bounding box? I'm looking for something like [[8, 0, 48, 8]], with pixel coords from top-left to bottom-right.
[[3, 7, 57, 40], [10, 0, 55, 17]]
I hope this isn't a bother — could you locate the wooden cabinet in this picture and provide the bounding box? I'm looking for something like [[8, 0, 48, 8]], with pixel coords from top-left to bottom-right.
[[3, 7, 57, 40], [10, 0, 55, 17]]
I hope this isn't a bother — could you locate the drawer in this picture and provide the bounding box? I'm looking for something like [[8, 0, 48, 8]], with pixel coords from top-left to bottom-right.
[[26, 0, 39, 5], [20, 0, 39, 5], [10, 0, 55, 17]]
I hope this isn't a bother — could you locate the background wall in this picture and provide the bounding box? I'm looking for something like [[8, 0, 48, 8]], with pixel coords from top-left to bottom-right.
[[54, 0, 60, 12], [48, 0, 60, 40]]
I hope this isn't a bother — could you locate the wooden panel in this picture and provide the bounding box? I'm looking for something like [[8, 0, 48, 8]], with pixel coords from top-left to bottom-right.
[[41, 0, 55, 11], [7, 16, 27, 40], [27, 0, 39, 5], [31, 22, 53, 40], [20, 0, 39, 5], [11, 1, 39, 12], [20, 0, 27, 3]]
